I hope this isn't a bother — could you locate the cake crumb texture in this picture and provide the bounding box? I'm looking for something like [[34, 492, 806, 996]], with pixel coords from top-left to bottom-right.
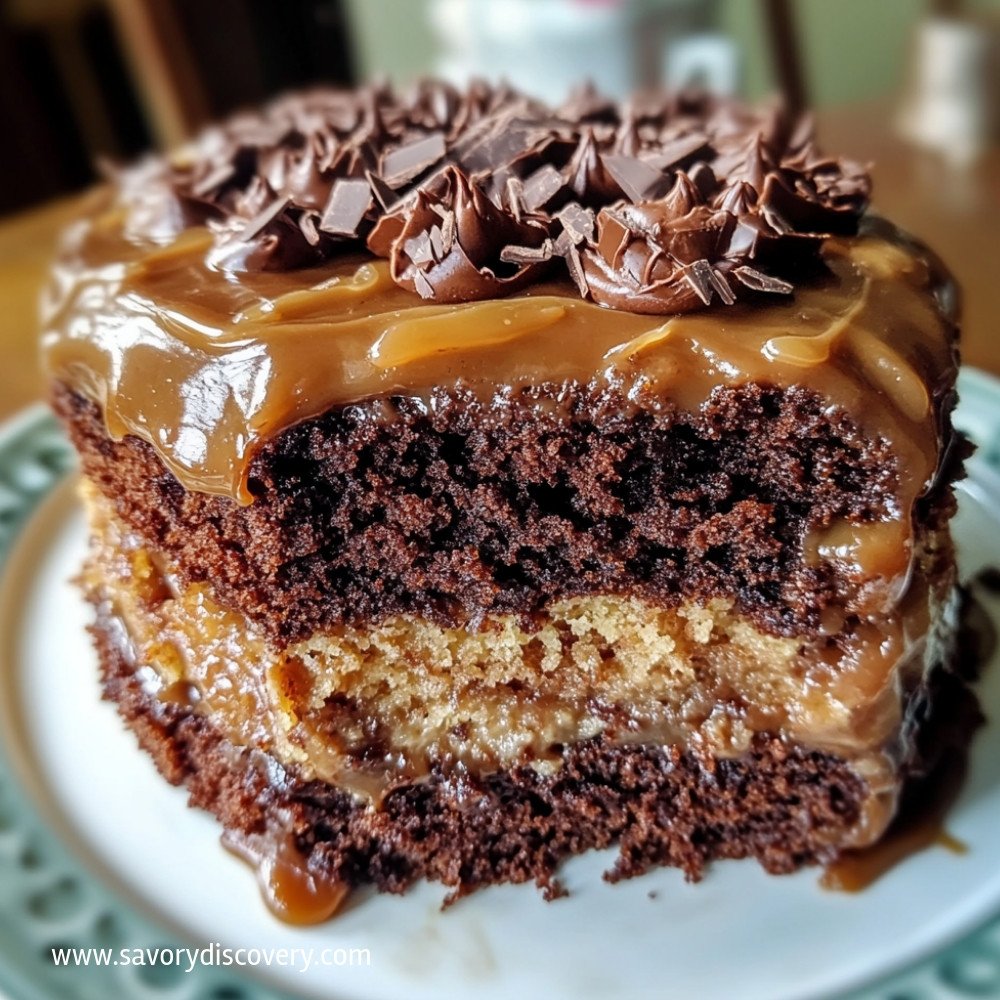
[[56, 379, 903, 643]]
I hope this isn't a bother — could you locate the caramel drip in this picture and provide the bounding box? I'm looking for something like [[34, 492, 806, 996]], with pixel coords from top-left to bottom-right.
[[42, 202, 957, 514], [223, 826, 349, 925], [821, 746, 970, 893]]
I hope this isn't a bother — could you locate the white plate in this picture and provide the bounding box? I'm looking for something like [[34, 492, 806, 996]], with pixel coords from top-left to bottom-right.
[[1, 380, 999, 1000]]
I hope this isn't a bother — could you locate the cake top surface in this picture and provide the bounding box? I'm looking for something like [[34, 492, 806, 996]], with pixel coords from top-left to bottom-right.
[[112, 80, 871, 315], [42, 82, 958, 507]]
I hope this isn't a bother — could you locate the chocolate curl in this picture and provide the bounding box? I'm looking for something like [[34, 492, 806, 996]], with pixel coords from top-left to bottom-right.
[[115, 78, 872, 313], [760, 167, 870, 235], [367, 166, 552, 302], [581, 200, 736, 313], [207, 204, 332, 271], [581, 184, 800, 314]]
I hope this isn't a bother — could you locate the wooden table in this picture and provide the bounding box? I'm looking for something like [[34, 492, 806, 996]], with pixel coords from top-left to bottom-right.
[[1, 100, 998, 423], [0, 195, 81, 420]]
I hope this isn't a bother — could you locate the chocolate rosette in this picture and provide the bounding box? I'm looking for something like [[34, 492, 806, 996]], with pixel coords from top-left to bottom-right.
[[366, 165, 553, 302], [114, 80, 872, 315], [580, 172, 826, 313]]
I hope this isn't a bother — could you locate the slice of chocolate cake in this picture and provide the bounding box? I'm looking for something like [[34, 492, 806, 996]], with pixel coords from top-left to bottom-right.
[[43, 81, 965, 922]]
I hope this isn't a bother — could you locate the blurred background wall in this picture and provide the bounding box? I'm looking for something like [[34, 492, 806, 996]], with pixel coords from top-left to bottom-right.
[[1, 0, 998, 216]]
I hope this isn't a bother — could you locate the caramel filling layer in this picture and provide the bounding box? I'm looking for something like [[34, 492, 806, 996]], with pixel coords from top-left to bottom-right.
[[81, 483, 957, 849], [44, 199, 956, 514]]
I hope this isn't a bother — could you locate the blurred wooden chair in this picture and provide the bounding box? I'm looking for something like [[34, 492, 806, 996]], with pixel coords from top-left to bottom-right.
[[0, 0, 355, 214], [6, 0, 207, 152], [105, 0, 210, 148], [760, 0, 806, 116]]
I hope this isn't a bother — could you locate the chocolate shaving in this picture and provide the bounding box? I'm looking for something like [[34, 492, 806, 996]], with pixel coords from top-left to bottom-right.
[[500, 239, 554, 264], [683, 261, 714, 305], [440, 210, 456, 254], [504, 176, 525, 221], [706, 264, 736, 305], [733, 265, 794, 294], [299, 211, 321, 246], [564, 242, 588, 297], [117, 79, 872, 314], [368, 165, 551, 303]]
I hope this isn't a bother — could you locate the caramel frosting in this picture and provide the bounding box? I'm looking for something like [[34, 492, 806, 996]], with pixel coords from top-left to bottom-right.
[[42, 189, 958, 523], [102, 81, 870, 311]]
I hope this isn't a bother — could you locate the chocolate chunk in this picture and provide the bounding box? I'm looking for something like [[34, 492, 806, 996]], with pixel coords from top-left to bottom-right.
[[682, 260, 714, 305], [458, 118, 545, 175], [428, 224, 445, 260], [367, 171, 399, 212], [500, 239, 554, 264], [236, 196, 290, 242], [382, 132, 447, 187], [522, 164, 564, 211], [403, 230, 435, 266], [600, 154, 671, 203], [299, 211, 321, 246], [596, 211, 631, 270], [556, 202, 595, 245], [319, 178, 372, 236], [641, 134, 709, 171], [412, 268, 435, 299]]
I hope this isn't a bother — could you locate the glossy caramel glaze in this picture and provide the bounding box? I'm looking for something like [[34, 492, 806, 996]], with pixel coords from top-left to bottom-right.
[[42, 193, 958, 525]]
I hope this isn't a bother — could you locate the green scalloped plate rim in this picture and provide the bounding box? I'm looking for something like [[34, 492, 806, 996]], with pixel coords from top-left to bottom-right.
[[1, 368, 1000, 1000]]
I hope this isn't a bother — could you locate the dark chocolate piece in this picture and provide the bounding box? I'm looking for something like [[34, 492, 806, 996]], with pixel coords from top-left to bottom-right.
[[381, 132, 447, 187], [319, 178, 372, 237]]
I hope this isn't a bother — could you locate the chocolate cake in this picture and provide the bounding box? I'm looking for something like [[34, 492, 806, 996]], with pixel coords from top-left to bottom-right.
[[42, 81, 966, 922]]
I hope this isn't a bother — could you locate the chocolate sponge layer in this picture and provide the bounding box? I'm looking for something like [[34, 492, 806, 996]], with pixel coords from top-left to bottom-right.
[[56, 380, 907, 643]]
